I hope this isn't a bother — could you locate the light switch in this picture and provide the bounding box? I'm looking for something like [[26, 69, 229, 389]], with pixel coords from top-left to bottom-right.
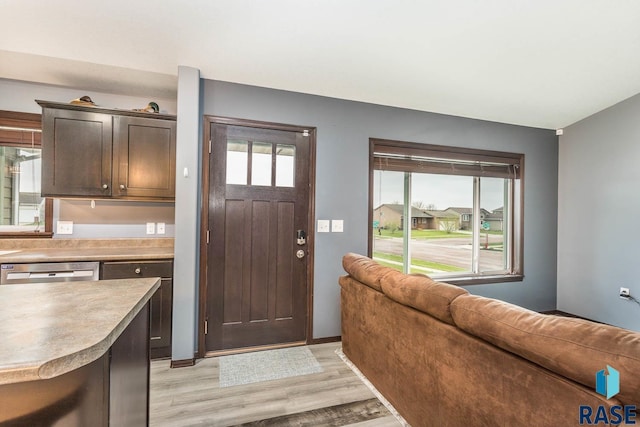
[[57, 221, 73, 235], [332, 220, 344, 232], [157, 222, 166, 235], [146, 222, 156, 234], [317, 220, 330, 233]]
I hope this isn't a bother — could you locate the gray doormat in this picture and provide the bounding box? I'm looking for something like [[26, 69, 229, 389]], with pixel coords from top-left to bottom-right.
[[219, 346, 323, 388]]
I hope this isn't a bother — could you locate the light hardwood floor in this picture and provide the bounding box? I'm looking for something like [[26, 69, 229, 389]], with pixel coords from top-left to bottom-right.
[[150, 342, 401, 427]]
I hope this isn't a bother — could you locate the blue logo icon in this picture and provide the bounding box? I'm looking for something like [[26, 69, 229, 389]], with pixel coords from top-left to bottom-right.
[[595, 365, 620, 400], [579, 365, 635, 425]]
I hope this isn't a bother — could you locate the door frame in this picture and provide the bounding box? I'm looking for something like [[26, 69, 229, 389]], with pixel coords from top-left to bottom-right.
[[198, 115, 317, 358]]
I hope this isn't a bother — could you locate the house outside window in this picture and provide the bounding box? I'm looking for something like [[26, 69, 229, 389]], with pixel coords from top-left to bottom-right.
[[370, 138, 523, 285], [0, 110, 52, 237]]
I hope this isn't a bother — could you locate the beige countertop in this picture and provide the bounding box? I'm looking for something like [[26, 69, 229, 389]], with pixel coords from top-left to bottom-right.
[[0, 238, 174, 263], [0, 278, 160, 385]]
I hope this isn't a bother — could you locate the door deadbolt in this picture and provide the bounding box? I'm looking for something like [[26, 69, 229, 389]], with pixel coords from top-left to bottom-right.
[[296, 249, 305, 259], [296, 230, 306, 246]]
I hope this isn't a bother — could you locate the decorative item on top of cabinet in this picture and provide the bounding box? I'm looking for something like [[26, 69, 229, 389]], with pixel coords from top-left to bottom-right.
[[101, 260, 173, 359], [36, 100, 176, 201]]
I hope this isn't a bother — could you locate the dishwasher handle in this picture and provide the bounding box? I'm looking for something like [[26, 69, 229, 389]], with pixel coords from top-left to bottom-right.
[[28, 270, 96, 280]]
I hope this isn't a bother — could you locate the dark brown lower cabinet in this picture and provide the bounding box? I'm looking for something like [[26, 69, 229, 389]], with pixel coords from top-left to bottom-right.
[[101, 260, 173, 359], [0, 304, 150, 427]]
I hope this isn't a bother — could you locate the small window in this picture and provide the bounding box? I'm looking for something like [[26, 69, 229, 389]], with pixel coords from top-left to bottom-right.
[[275, 144, 295, 187], [0, 110, 52, 238], [370, 139, 523, 285], [251, 142, 272, 186], [226, 140, 249, 185]]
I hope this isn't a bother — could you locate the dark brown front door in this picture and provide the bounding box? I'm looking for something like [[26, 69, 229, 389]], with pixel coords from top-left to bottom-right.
[[204, 119, 313, 352]]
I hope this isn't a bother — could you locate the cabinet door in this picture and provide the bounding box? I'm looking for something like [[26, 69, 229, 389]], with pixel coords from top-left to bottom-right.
[[150, 278, 173, 358], [101, 260, 173, 359], [113, 116, 176, 199], [109, 303, 150, 427], [41, 108, 112, 197]]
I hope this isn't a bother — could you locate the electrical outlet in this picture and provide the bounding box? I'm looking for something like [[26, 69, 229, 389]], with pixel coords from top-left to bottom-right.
[[620, 287, 630, 298], [332, 219, 344, 232], [156, 222, 166, 235], [56, 221, 73, 235], [146, 222, 156, 235]]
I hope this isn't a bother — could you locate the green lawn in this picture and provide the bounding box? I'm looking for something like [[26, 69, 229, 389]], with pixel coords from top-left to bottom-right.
[[376, 228, 504, 241], [375, 229, 469, 239], [485, 242, 503, 248], [373, 251, 466, 273]]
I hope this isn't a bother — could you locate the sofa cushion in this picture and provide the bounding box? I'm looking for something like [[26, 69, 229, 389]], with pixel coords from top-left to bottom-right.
[[379, 271, 468, 325], [450, 294, 640, 405], [342, 253, 397, 292]]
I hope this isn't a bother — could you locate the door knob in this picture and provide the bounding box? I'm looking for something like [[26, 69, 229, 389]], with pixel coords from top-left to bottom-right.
[[102, 184, 109, 189], [119, 184, 126, 190], [134, 268, 141, 274], [296, 250, 305, 259]]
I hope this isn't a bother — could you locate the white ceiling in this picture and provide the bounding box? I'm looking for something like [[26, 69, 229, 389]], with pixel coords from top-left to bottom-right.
[[2, 0, 640, 129]]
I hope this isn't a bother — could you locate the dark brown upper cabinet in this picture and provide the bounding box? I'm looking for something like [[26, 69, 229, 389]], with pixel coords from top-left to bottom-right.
[[113, 116, 176, 199], [37, 100, 176, 201], [41, 107, 112, 198]]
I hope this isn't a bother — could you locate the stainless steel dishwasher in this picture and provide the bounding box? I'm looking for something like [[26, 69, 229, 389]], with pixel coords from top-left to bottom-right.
[[0, 262, 100, 285]]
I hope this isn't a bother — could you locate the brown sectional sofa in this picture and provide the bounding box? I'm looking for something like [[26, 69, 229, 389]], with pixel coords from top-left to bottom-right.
[[339, 253, 640, 426]]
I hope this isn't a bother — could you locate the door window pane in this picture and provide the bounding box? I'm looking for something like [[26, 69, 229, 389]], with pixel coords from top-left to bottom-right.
[[251, 142, 272, 186], [226, 140, 248, 185], [276, 144, 295, 187]]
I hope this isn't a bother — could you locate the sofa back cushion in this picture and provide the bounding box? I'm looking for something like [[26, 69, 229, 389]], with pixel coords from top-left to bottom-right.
[[342, 253, 397, 292], [380, 271, 468, 325], [451, 294, 640, 405]]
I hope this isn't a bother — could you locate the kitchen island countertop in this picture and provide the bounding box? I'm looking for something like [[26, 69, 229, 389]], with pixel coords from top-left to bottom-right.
[[0, 277, 160, 385]]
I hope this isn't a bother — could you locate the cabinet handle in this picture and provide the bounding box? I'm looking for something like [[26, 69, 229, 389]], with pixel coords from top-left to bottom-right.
[[119, 184, 126, 190], [134, 268, 141, 274], [102, 184, 109, 189]]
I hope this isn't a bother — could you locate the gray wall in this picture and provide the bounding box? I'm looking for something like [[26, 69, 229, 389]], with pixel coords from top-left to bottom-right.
[[55, 199, 175, 238], [0, 78, 177, 114], [172, 67, 202, 360], [203, 80, 559, 338], [558, 93, 640, 331]]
